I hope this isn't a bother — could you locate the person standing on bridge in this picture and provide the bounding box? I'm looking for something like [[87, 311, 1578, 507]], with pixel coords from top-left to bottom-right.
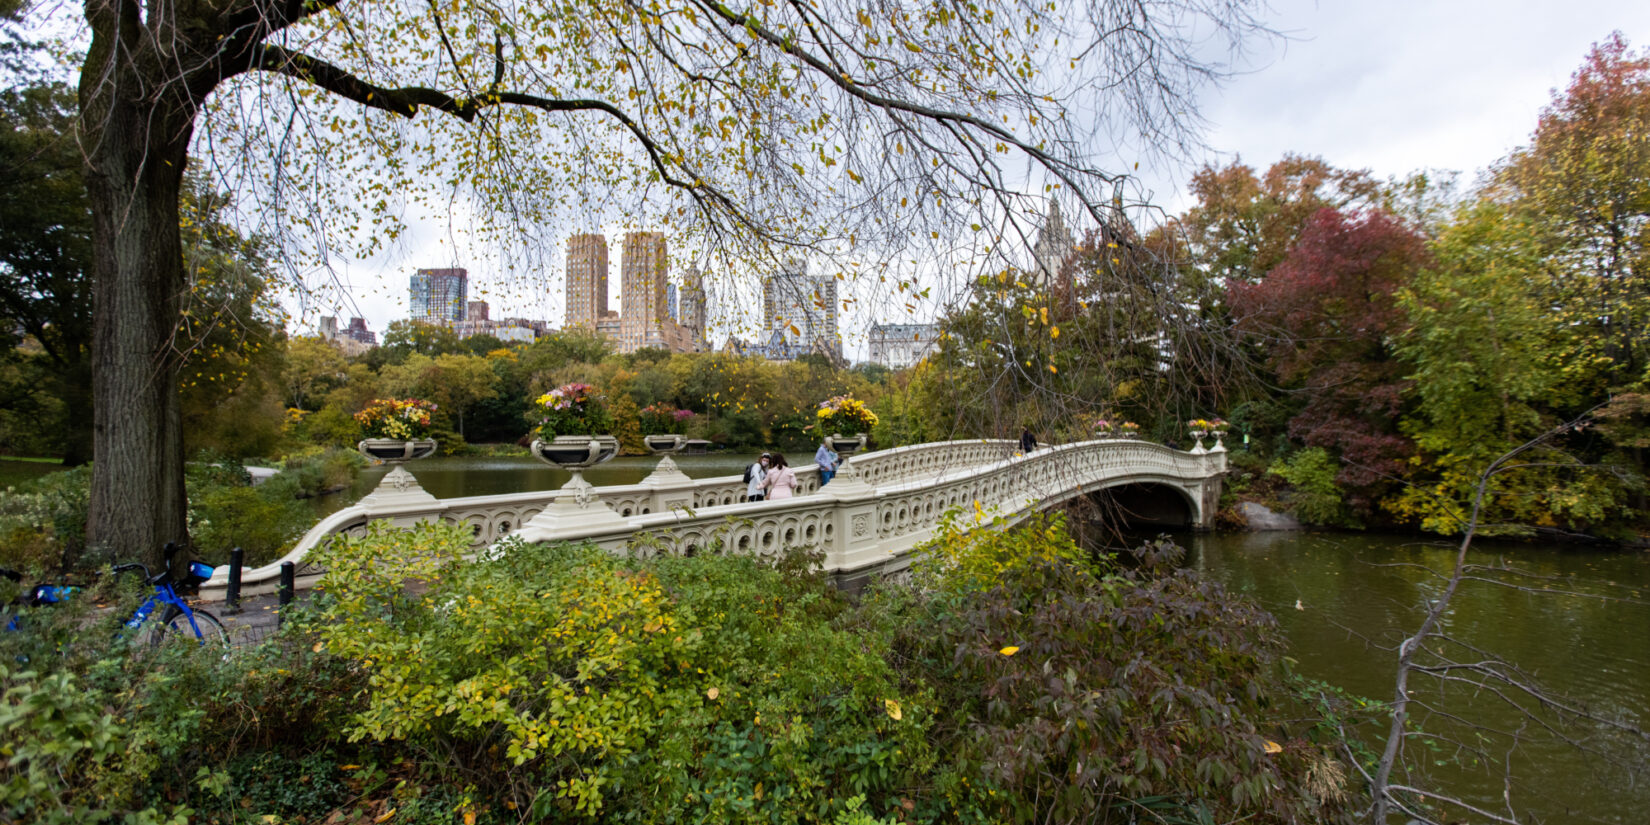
[[764, 452, 798, 500], [814, 440, 839, 486], [746, 453, 771, 502], [1019, 425, 1038, 454]]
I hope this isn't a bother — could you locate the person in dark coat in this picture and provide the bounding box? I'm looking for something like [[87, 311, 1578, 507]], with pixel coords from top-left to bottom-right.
[[1019, 426, 1037, 454]]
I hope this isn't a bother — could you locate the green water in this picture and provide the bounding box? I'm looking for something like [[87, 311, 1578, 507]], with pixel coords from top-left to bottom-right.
[[313, 459, 1649, 820], [1177, 530, 1650, 824]]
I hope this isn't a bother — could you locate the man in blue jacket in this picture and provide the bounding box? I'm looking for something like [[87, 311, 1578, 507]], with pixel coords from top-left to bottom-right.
[[814, 441, 840, 486]]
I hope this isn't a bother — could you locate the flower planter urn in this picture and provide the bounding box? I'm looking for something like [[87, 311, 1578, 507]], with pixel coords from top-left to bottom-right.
[[515, 435, 629, 539], [640, 434, 693, 486], [826, 433, 867, 457], [355, 438, 440, 507], [644, 434, 687, 455], [530, 435, 621, 471]]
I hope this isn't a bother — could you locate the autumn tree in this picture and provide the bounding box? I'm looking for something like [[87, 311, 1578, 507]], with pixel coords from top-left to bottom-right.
[[1495, 32, 1650, 386], [1227, 207, 1428, 517], [1391, 201, 1635, 535], [55, 0, 1276, 563], [282, 336, 348, 410], [1175, 154, 1386, 286]]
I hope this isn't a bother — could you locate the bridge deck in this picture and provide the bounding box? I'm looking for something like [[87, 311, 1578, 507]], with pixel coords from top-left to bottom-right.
[[201, 438, 1228, 598]]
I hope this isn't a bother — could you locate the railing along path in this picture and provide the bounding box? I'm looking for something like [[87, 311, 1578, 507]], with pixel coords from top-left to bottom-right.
[[201, 438, 1226, 598]]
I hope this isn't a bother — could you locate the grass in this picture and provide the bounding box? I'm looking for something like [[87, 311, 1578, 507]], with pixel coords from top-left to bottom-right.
[[0, 457, 65, 488]]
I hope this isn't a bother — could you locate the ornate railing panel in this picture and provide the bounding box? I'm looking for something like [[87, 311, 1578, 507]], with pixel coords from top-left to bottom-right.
[[201, 439, 1220, 598]]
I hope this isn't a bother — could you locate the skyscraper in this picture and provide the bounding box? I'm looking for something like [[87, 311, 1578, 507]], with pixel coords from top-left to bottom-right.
[[565, 234, 609, 328], [619, 232, 669, 352], [761, 261, 840, 360], [409, 268, 469, 323]]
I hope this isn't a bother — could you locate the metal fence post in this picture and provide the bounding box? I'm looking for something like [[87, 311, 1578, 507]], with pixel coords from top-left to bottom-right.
[[277, 561, 295, 625], [224, 547, 244, 614]]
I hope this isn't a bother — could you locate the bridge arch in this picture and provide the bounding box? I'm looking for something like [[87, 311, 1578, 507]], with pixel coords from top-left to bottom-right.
[[202, 438, 1227, 598]]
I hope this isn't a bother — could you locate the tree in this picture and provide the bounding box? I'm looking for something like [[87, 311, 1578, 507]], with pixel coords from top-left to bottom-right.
[[373, 321, 465, 366], [1176, 154, 1386, 285], [282, 336, 348, 411], [1227, 208, 1428, 518], [0, 83, 94, 464], [380, 352, 499, 437], [62, 0, 1273, 563], [1495, 32, 1650, 386], [1392, 202, 1638, 535]]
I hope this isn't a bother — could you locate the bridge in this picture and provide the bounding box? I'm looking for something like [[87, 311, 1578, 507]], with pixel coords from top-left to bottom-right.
[[201, 438, 1228, 599]]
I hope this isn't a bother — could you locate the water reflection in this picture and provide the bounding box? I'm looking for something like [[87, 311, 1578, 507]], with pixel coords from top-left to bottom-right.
[[1177, 530, 1650, 824]]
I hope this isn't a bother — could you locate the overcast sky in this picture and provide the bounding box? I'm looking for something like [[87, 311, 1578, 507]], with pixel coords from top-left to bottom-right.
[[310, 0, 1650, 345]]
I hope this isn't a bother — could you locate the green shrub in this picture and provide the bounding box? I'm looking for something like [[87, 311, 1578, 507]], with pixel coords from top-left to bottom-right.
[[0, 465, 91, 572], [0, 589, 359, 825], [300, 404, 362, 449], [1268, 448, 1359, 528], [187, 448, 361, 566], [309, 523, 933, 823], [277, 446, 364, 498], [876, 519, 1361, 824]]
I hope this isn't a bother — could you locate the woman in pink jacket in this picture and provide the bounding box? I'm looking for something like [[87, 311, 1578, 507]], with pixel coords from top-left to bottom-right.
[[763, 452, 798, 500]]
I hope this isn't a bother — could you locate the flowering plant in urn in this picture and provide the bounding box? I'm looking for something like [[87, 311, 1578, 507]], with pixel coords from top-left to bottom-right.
[[1093, 418, 1140, 437], [355, 398, 437, 440], [1186, 418, 1227, 435], [533, 383, 613, 438], [816, 394, 879, 434]]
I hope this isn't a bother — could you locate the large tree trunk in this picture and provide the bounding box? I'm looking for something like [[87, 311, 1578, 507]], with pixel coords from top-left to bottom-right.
[[79, 10, 197, 568]]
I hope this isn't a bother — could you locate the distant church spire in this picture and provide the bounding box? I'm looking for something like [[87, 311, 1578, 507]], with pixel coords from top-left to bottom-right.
[[1031, 197, 1074, 287]]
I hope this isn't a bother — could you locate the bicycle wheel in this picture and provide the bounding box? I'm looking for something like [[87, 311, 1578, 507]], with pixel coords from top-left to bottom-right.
[[148, 604, 231, 650]]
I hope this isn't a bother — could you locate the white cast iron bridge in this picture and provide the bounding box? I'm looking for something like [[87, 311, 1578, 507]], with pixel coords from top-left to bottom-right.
[[201, 438, 1228, 598]]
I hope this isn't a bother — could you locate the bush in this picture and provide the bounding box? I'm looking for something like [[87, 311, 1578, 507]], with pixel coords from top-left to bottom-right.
[[308, 522, 933, 823], [299, 404, 362, 448], [189, 448, 361, 566], [875, 516, 1361, 824], [0, 465, 91, 573], [0, 588, 360, 824], [277, 446, 365, 498], [1268, 448, 1359, 528]]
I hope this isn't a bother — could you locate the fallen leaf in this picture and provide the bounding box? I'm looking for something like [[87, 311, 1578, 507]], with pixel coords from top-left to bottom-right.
[[707, 687, 719, 700], [884, 699, 903, 721], [999, 646, 1020, 656], [1263, 740, 1283, 754]]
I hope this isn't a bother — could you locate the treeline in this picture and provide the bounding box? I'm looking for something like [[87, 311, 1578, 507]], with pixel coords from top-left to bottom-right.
[[279, 322, 890, 456]]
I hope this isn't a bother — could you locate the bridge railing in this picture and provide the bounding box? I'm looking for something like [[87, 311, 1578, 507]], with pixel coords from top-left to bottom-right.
[[201, 438, 1025, 597]]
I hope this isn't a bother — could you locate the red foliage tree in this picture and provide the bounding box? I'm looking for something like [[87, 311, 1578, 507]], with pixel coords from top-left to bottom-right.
[[1228, 208, 1429, 512]]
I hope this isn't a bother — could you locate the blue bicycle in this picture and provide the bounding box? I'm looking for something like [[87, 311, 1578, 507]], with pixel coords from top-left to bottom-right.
[[2, 543, 229, 648]]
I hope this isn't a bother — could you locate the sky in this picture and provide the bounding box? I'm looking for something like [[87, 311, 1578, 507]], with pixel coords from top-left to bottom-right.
[[306, 0, 1650, 350]]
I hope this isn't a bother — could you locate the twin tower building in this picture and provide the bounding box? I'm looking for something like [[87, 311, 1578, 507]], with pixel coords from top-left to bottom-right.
[[566, 232, 842, 359], [411, 232, 841, 358], [565, 232, 706, 354]]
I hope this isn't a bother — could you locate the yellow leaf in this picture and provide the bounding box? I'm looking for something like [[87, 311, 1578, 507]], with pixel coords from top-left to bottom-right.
[[999, 645, 1020, 656], [1263, 740, 1283, 754], [376, 810, 397, 823], [884, 698, 903, 720], [707, 687, 720, 700], [464, 812, 477, 825], [312, 642, 324, 653]]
